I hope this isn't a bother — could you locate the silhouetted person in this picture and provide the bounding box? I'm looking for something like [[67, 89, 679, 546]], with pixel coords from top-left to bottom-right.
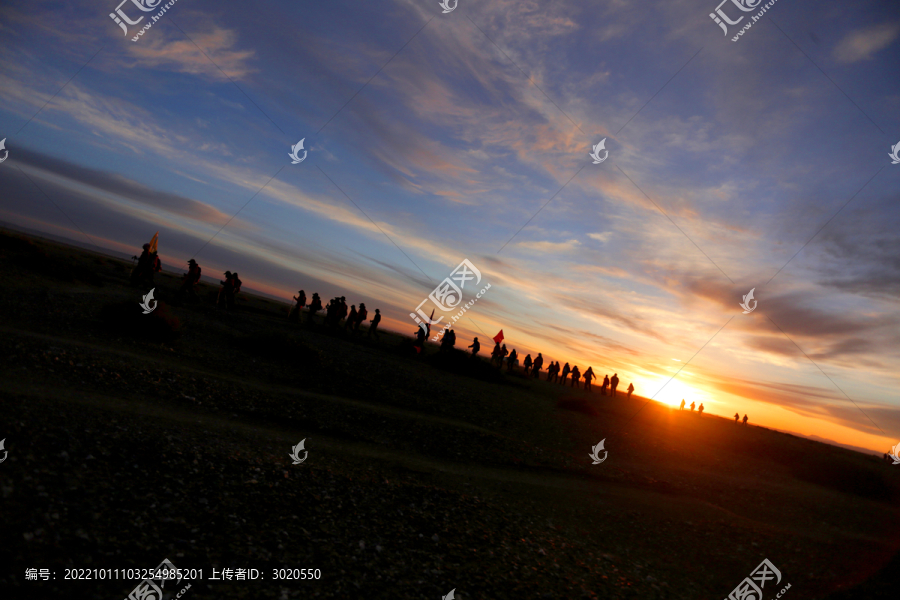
[[583, 367, 595, 391], [491, 342, 503, 367], [290, 290, 306, 321], [368, 308, 381, 339], [131, 243, 160, 285], [345, 305, 357, 331], [627, 382, 634, 399], [506, 349, 517, 371], [610, 373, 619, 397], [218, 272, 235, 310], [177, 258, 201, 302], [560, 362, 570, 385], [742, 414, 748, 425], [502, 344, 509, 363], [414, 325, 427, 353], [468, 337, 480, 357], [602, 374, 610, 396], [698, 403, 704, 416], [355, 303, 367, 333], [570, 366, 581, 388], [533, 353, 544, 378], [679, 399, 685, 411], [548, 361, 558, 382], [232, 272, 242, 294], [307, 292, 322, 324], [439, 329, 453, 352], [734, 412, 740, 423], [523, 354, 533, 376], [690, 401, 695, 412]]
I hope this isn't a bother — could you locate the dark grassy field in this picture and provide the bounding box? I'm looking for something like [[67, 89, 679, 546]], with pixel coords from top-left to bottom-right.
[[1, 227, 899, 599]]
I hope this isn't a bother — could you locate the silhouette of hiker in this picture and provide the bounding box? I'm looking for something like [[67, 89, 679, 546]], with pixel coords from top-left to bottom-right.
[[468, 337, 480, 357], [345, 305, 357, 331], [307, 292, 322, 324], [368, 308, 381, 339], [734, 412, 740, 423], [602, 374, 610, 396], [742, 414, 748, 425], [507, 348, 517, 371], [502, 344, 509, 362], [355, 303, 367, 333], [560, 362, 570, 385], [414, 324, 427, 353], [680, 399, 685, 411], [698, 403, 704, 416], [177, 258, 201, 302], [491, 342, 502, 367], [131, 243, 151, 282], [218, 272, 235, 310], [439, 329, 453, 352], [690, 401, 696, 412], [570, 366, 581, 388], [548, 361, 558, 382], [583, 367, 595, 391], [523, 354, 533, 376], [290, 290, 306, 321], [232, 272, 242, 295], [627, 382, 634, 399], [131, 243, 160, 285], [610, 373, 619, 397], [533, 353, 544, 378]]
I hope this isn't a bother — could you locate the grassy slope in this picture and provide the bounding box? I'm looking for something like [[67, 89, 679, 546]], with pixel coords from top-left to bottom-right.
[[1, 228, 899, 600]]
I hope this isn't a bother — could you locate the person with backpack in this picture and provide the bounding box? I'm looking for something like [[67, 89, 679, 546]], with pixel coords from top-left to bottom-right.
[[583, 367, 595, 391], [355, 303, 368, 333], [290, 290, 306, 321], [367, 308, 381, 339]]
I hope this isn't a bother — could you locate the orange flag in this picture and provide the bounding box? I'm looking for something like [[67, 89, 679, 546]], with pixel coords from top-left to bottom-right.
[[148, 231, 159, 253]]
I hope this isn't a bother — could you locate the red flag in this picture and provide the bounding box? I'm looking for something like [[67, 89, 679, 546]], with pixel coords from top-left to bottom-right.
[[493, 330, 504, 344]]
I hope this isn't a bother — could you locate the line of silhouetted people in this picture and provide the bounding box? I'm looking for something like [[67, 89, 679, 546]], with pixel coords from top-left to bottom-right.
[[675, 399, 750, 424], [131, 241, 632, 396], [288, 291, 382, 338]]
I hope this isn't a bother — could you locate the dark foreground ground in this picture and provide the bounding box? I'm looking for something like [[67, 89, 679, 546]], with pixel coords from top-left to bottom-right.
[[1, 228, 899, 599]]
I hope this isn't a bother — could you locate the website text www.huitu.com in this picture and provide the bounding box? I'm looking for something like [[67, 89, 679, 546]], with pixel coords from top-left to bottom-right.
[[731, 0, 779, 41], [130, 0, 181, 42]]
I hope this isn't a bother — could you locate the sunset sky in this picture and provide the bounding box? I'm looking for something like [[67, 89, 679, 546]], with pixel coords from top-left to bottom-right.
[[1, 0, 898, 453]]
